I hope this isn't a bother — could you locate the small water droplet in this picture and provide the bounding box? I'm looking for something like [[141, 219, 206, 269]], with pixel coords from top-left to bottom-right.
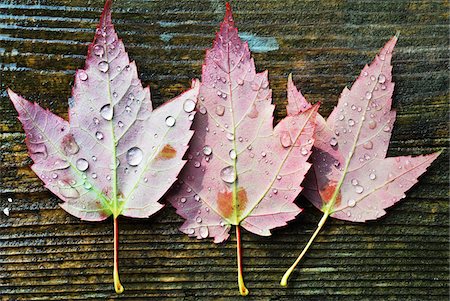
[[368, 120, 377, 129], [118, 121, 124, 128], [226, 133, 234, 141], [338, 115, 345, 121], [247, 104, 258, 119], [229, 149, 237, 160], [187, 228, 195, 235], [100, 104, 113, 120], [381, 84, 387, 90], [379, 53, 386, 61], [330, 137, 338, 147], [98, 61, 109, 72], [196, 216, 202, 223], [363, 71, 368, 77], [199, 106, 207, 114], [126, 147, 143, 166], [215, 105, 225, 116], [351, 179, 359, 186], [280, 132, 292, 148], [106, 175, 111, 181], [194, 194, 201, 201], [220, 166, 236, 183], [194, 161, 201, 168], [92, 173, 97, 179], [365, 91, 372, 100], [93, 44, 104, 57], [112, 92, 118, 98], [78, 70, 88, 81], [76, 158, 89, 171], [300, 148, 308, 156], [355, 185, 364, 194], [52, 173, 58, 179], [347, 199, 356, 207], [180, 197, 187, 203], [95, 131, 104, 140], [370, 75, 376, 81], [404, 160, 413, 169], [183, 99, 196, 113], [369, 173, 376, 180], [237, 78, 244, 85], [261, 151, 266, 157], [363, 141, 373, 150], [199, 226, 209, 238]]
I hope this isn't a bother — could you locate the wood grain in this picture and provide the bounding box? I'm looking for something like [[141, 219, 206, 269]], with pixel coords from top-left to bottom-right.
[[0, 0, 448, 300]]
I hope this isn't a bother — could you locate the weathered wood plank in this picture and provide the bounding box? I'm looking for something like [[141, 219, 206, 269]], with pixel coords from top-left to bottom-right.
[[0, 0, 448, 300]]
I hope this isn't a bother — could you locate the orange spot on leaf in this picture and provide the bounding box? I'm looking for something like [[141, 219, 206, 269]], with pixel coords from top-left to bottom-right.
[[217, 187, 248, 218], [320, 181, 341, 207], [156, 144, 176, 160]]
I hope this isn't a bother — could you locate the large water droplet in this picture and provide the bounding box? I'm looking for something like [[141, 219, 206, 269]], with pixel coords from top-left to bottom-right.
[[93, 44, 104, 57], [165, 116, 176, 127], [365, 91, 373, 100], [300, 147, 308, 156], [100, 104, 113, 120], [98, 61, 109, 73], [247, 104, 258, 119], [63, 137, 79, 155], [369, 173, 376, 180], [78, 71, 88, 81], [330, 137, 338, 147], [76, 158, 89, 171], [199, 226, 209, 238], [220, 166, 236, 183], [187, 228, 195, 235], [226, 133, 234, 141], [31, 143, 48, 159], [280, 132, 292, 148], [229, 149, 237, 160], [202, 145, 212, 156], [183, 99, 196, 113], [363, 141, 373, 150], [378, 74, 386, 84], [347, 199, 356, 207], [368, 120, 377, 129], [355, 185, 364, 194], [348, 119, 355, 127], [215, 105, 225, 116], [126, 147, 143, 166]]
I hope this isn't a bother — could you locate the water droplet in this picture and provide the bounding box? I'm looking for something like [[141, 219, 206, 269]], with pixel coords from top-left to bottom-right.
[[330, 137, 338, 147], [194, 194, 201, 201], [126, 147, 143, 166], [347, 199, 356, 207], [379, 53, 386, 61], [202, 145, 212, 156], [78, 71, 88, 81], [165, 116, 176, 127], [118, 121, 124, 128], [378, 74, 386, 84], [194, 161, 201, 168], [237, 78, 244, 85], [93, 44, 104, 57], [180, 197, 187, 203], [261, 151, 266, 157], [368, 120, 377, 129], [348, 119, 355, 127], [215, 105, 225, 116], [383, 125, 391, 132], [272, 188, 278, 194], [187, 228, 195, 235], [355, 185, 364, 194], [112, 92, 118, 98], [369, 173, 376, 180], [199, 226, 209, 238], [363, 71, 368, 77], [229, 149, 237, 160], [58, 180, 79, 199], [301, 148, 308, 156], [338, 115, 345, 121], [370, 75, 376, 81], [226, 133, 234, 141], [52, 173, 58, 179], [183, 99, 196, 113], [98, 61, 109, 72], [188, 113, 194, 121], [100, 104, 113, 120], [83, 181, 92, 190], [365, 91, 372, 100], [220, 166, 236, 183], [247, 104, 258, 118], [351, 179, 359, 186], [404, 160, 413, 169], [92, 173, 97, 179], [196, 216, 202, 223], [363, 141, 373, 150], [76, 158, 89, 171], [63, 137, 80, 155], [106, 175, 111, 181], [280, 132, 292, 148], [199, 106, 207, 114], [95, 131, 104, 140], [381, 84, 387, 90]]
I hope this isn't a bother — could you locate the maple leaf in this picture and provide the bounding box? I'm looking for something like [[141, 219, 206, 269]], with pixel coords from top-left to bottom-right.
[[280, 35, 441, 286], [7, 0, 199, 293], [168, 3, 318, 296]]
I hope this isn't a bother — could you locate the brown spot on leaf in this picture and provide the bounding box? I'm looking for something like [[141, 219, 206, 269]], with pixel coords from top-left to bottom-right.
[[156, 144, 176, 160], [217, 187, 248, 218], [320, 181, 341, 207], [61, 134, 79, 155]]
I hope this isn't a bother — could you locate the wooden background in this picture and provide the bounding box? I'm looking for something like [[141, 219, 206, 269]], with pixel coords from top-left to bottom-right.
[[0, 0, 448, 300]]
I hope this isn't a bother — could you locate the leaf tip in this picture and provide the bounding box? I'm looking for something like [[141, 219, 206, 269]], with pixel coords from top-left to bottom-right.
[[224, 2, 234, 25]]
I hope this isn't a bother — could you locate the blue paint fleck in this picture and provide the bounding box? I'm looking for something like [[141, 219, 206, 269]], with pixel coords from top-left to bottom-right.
[[238, 32, 279, 53], [160, 33, 174, 43]]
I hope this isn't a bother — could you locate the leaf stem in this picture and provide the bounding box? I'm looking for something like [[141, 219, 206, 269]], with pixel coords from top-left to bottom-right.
[[113, 217, 124, 294], [280, 211, 329, 287], [236, 225, 249, 296]]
